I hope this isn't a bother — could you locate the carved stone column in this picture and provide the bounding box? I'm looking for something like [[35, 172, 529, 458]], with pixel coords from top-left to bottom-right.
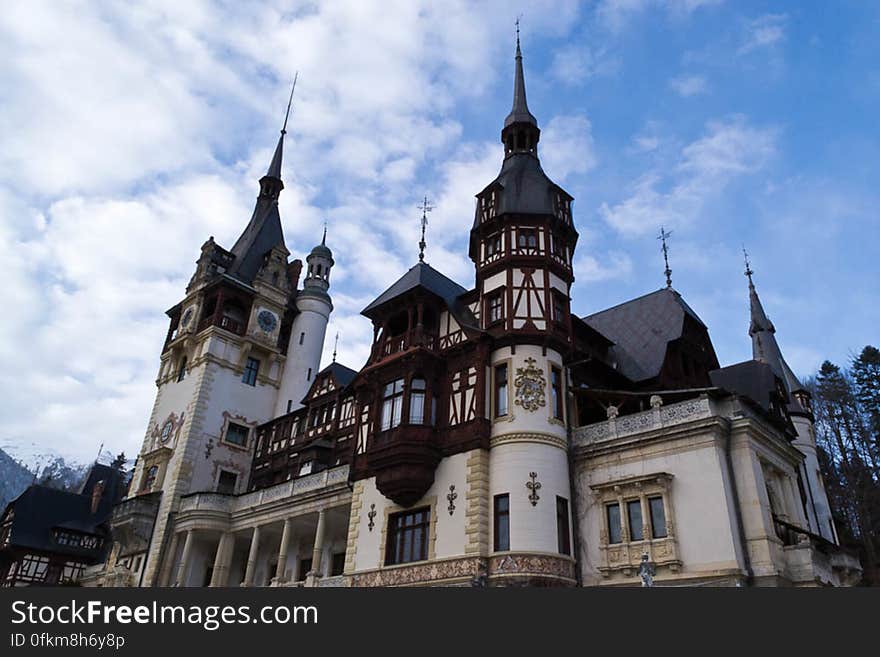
[[275, 518, 293, 584], [175, 530, 195, 587], [242, 526, 262, 587], [210, 532, 233, 587], [307, 510, 327, 585]]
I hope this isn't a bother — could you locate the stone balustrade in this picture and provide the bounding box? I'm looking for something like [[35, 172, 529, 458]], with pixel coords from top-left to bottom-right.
[[572, 396, 713, 447], [178, 465, 349, 515]]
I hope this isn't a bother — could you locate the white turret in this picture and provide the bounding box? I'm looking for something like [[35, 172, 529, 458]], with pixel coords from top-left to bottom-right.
[[275, 230, 334, 416]]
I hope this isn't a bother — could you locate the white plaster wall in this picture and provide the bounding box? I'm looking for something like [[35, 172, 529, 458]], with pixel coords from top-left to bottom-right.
[[490, 345, 567, 440], [577, 439, 741, 582], [482, 271, 506, 294], [489, 442, 570, 554], [548, 271, 568, 295], [351, 451, 471, 572], [276, 294, 331, 416]]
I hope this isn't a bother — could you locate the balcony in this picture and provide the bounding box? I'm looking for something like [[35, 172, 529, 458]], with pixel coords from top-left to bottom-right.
[[197, 314, 245, 336], [110, 491, 161, 557], [178, 465, 350, 517], [371, 329, 437, 362]]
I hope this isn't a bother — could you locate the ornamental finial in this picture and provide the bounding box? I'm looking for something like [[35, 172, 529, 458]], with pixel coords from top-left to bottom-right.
[[418, 196, 433, 262], [658, 226, 673, 289]]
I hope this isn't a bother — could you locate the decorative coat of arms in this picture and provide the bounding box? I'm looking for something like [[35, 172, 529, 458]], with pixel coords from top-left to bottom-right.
[[514, 357, 546, 412]]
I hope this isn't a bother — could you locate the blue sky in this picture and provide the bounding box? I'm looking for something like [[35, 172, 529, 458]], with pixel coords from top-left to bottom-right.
[[1, 1, 877, 461]]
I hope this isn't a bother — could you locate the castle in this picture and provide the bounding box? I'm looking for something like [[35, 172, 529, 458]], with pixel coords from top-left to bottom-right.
[[83, 37, 860, 588]]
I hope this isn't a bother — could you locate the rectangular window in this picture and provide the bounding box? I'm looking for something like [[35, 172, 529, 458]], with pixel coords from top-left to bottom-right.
[[287, 399, 293, 414], [649, 496, 667, 539], [176, 357, 187, 382], [551, 233, 564, 258], [331, 552, 346, 576], [607, 503, 622, 544], [627, 499, 644, 541], [298, 460, 313, 476], [557, 496, 571, 555], [299, 332, 305, 345], [494, 364, 508, 417], [380, 379, 405, 431], [486, 234, 502, 256], [552, 293, 566, 324], [488, 292, 503, 324], [298, 558, 312, 581], [385, 507, 431, 565], [494, 494, 510, 552], [242, 357, 260, 386], [216, 470, 237, 494], [518, 228, 538, 249], [409, 378, 426, 424], [225, 422, 249, 447], [550, 366, 563, 420]]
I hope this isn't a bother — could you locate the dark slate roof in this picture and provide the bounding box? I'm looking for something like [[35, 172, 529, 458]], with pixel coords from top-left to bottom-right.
[[321, 362, 358, 389], [505, 39, 537, 129], [475, 154, 566, 224], [226, 200, 285, 284], [710, 360, 788, 417], [363, 262, 467, 316], [2, 464, 124, 560], [747, 277, 806, 414], [583, 288, 707, 382]]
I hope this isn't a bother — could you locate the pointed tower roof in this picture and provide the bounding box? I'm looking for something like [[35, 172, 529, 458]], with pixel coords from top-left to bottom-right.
[[744, 255, 807, 412], [227, 80, 297, 284], [504, 33, 537, 128]]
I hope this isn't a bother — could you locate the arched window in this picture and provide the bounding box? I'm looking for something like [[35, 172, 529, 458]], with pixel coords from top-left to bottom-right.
[[143, 465, 158, 491]]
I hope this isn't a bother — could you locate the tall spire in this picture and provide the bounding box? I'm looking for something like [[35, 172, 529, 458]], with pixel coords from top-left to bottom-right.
[[744, 250, 805, 404], [266, 73, 298, 181], [505, 18, 537, 129]]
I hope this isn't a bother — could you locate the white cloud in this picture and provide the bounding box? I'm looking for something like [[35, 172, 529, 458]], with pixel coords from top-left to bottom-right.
[[573, 252, 633, 282], [670, 74, 708, 97], [596, 0, 722, 32], [738, 13, 787, 55], [0, 1, 587, 461], [540, 115, 598, 182], [601, 116, 777, 235]]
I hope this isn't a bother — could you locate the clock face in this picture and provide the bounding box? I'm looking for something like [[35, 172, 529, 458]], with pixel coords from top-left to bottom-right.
[[257, 309, 277, 333], [160, 420, 173, 443], [181, 308, 193, 328]]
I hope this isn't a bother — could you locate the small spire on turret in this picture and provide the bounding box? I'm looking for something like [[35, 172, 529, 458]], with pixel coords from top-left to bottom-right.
[[332, 332, 339, 363], [658, 226, 673, 289], [418, 196, 433, 262], [743, 244, 755, 289]]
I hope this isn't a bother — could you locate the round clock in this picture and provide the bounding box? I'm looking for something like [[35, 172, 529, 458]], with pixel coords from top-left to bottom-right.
[[257, 309, 277, 332], [160, 420, 173, 443], [181, 308, 193, 328]]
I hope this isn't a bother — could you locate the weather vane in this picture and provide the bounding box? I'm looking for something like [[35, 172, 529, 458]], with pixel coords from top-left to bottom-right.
[[418, 196, 433, 262], [658, 226, 673, 288], [332, 332, 339, 363], [742, 245, 754, 287]]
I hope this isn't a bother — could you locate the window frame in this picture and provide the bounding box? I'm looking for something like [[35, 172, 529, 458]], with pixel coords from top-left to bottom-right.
[[385, 507, 431, 566], [224, 422, 250, 448], [494, 363, 509, 418], [486, 291, 504, 325], [557, 496, 571, 555], [216, 469, 238, 495], [241, 357, 260, 386], [550, 365, 564, 420], [494, 493, 510, 552], [379, 378, 405, 432]]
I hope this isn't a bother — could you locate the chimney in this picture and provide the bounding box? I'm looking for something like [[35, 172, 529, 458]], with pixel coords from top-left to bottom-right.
[[91, 480, 105, 514]]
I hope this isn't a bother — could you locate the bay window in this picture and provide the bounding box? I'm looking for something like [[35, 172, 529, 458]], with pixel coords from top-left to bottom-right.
[[380, 379, 405, 431]]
